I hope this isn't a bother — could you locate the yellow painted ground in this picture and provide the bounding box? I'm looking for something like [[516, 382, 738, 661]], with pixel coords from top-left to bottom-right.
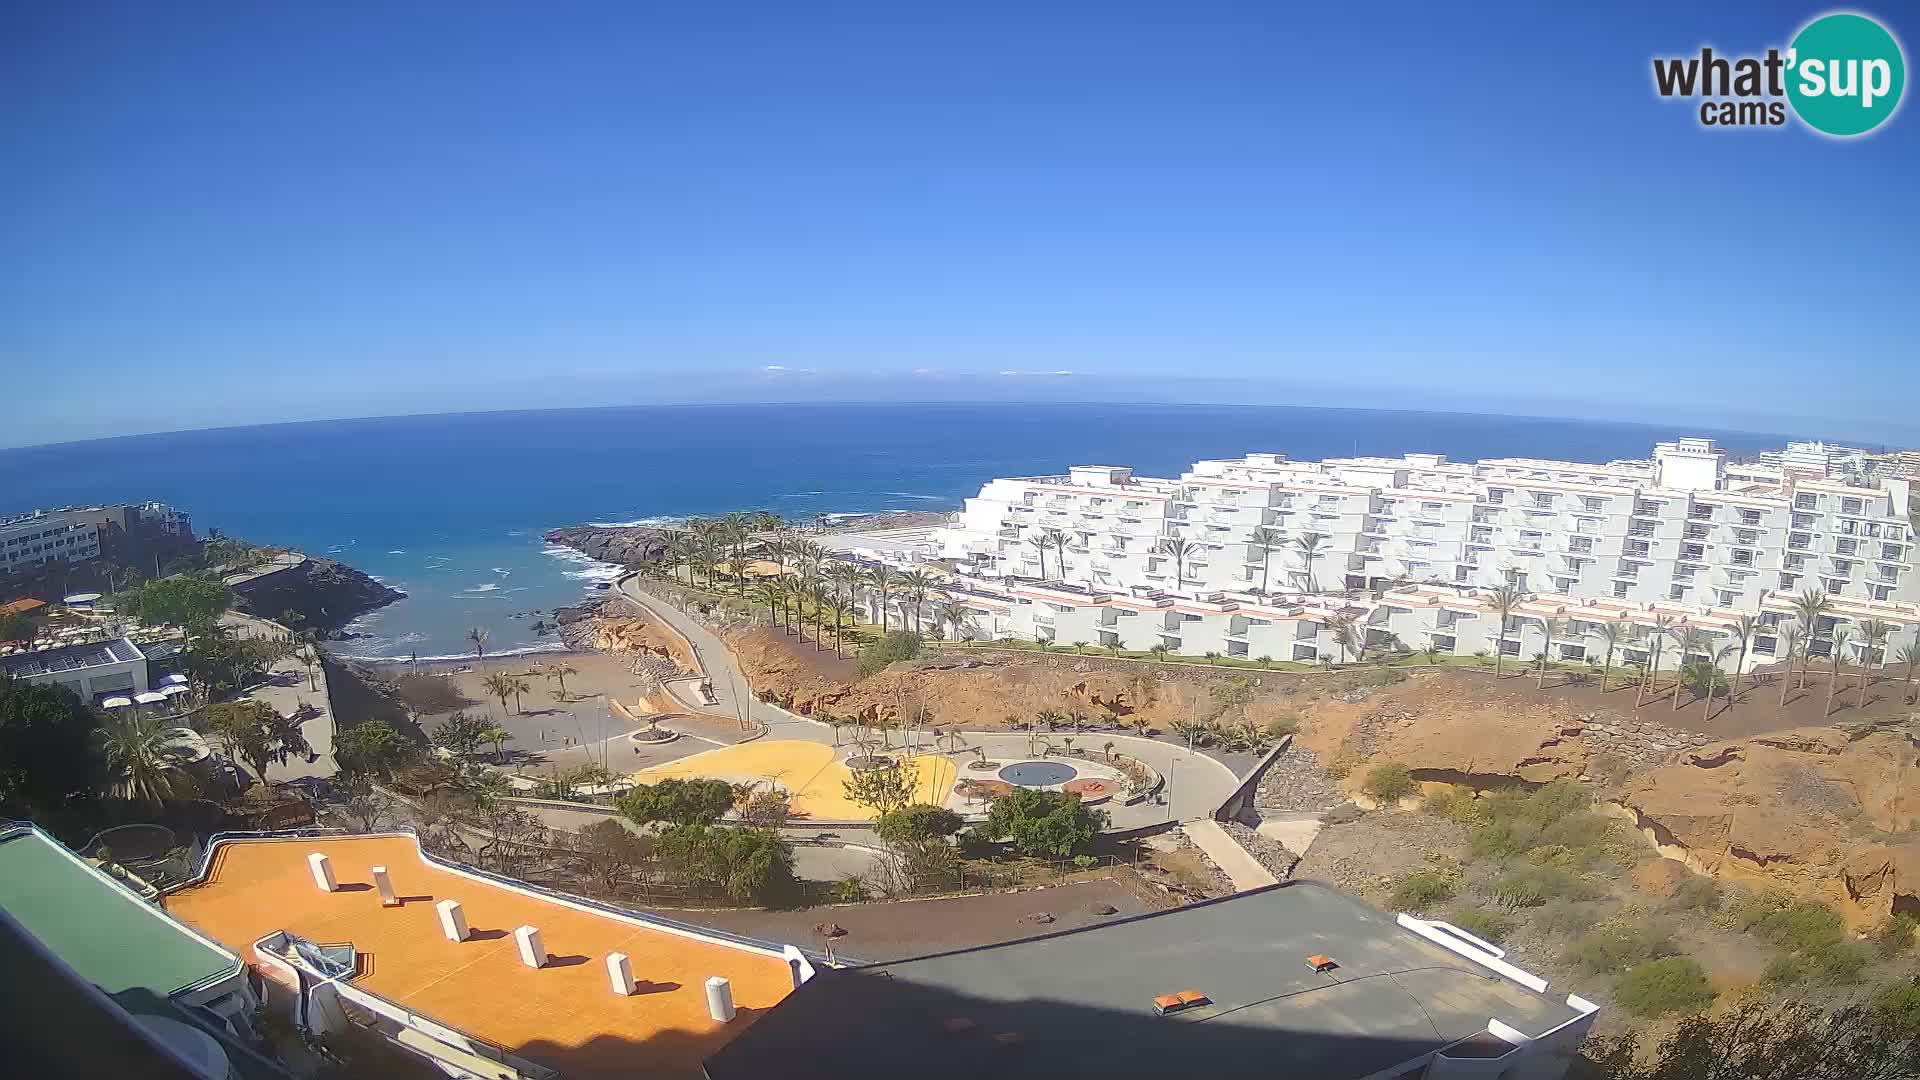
[[631, 739, 958, 820]]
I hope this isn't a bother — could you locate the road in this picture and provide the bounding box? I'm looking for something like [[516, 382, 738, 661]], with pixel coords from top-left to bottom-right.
[[613, 574, 1243, 828]]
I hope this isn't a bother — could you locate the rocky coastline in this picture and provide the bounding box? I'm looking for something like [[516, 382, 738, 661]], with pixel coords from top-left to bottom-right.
[[544, 525, 673, 570], [231, 556, 406, 635]]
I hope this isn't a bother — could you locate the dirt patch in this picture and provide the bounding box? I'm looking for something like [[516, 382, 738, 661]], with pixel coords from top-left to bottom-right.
[[1291, 810, 1471, 901], [673, 876, 1162, 962]]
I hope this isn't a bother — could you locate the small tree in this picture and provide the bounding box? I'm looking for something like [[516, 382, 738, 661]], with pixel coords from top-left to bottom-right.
[[338, 776, 397, 832], [739, 787, 791, 827], [572, 818, 652, 894], [334, 720, 417, 779], [430, 711, 490, 759], [1614, 956, 1715, 1017], [843, 759, 919, 817], [478, 725, 514, 764], [875, 803, 964, 890], [979, 788, 1107, 858], [620, 777, 736, 828], [208, 700, 310, 787], [1584, 999, 1920, 1080], [480, 672, 515, 715]]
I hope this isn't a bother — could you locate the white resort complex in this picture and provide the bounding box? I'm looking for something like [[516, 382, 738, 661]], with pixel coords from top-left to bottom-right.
[[897, 438, 1920, 675]]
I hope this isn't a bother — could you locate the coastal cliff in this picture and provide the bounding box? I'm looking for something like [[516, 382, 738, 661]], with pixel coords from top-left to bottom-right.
[[231, 556, 405, 633], [544, 525, 673, 569]]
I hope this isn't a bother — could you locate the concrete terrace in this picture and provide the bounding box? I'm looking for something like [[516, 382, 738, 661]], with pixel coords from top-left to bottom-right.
[[163, 834, 799, 1080]]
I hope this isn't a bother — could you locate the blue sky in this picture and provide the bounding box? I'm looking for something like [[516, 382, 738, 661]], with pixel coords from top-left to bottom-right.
[[2, 1, 1915, 449]]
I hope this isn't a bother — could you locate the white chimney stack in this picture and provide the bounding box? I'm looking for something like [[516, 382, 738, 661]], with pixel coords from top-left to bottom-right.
[[706, 976, 736, 1022], [308, 852, 336, 893], [607, 953, 636, 996], [436, 899, 469, 942], [514, 925, 547, 969], [371, 865, 398, 906]]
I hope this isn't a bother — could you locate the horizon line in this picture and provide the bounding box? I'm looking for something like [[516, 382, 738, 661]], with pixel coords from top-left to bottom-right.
[[0, 399, 1853, 456]]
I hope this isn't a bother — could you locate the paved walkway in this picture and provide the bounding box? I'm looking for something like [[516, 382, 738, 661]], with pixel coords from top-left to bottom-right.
[[221, 611, 338, 782], [613, 576, 1242, 829], [1183, 819, 1280, 892]]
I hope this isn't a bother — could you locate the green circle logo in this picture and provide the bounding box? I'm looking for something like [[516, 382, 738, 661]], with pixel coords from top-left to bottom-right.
[[1787, 12, 1906, 136]]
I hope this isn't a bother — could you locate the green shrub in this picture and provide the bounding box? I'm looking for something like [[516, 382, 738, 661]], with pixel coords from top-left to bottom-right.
[[1492, 865, 1589, 910], [1873, 980, 1920, 1037], [1423, 787, 1488, 827], [1748, 900, 1847, 952], [1806, 940, 1873, 984], [1448, 906, 1515, 945], [1667, 876, 1723, 913], [1615, 956, 1716, 1017], [979, 788, 1107, 857], [1470, 818, 1543, 861], [1390, 869, 1459, 911], [1874, 913, 1920, 957], [1567, 920, 1676, 975], [855, 630, 923, 677], [1364, 763, 1418, 803], [1518, 780, 1592, 826], [1536, 900, 1608, 938]]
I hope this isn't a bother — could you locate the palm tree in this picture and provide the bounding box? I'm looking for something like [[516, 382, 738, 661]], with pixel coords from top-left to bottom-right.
[[1639, 615, 1675, 706], [1486, 584, 1526, 678], [480, 725, 514, 763], [1895, 642, 1920, 704], [1669, 625, 1701, 711], [721, 513, 754, 591], [1149, 643, 1171, 661], [1535, 616, 1564, 687], [865, 565, 896, 631], [1826, 627, 1854, 716], [1291, 532, 1328, 592], [939, 598, 973, 642], [508, 676, 532, 714], [809, 583, 834, 651], [481, 672, 516, 715], [1249, 527, 1283, 594], [544, 661, 577, 700], [1857, 618, 1894, 695], [665, 533, 697, 587], [1701, 643, 1737, 718], [899, 569, 934, 636], [1777, 622, 1808, 707], [1327, 613, 1362, 664], [97, 711, 199, 807], [1156, 536, 1195, 593], [825, 562, 861, 658], [1025, 533, 1052, 581], [1594, 621, 1626, 692], [466, 626, 490, 668], [1727, 615, 1760, 700], [1790, 588, 1832, 689], [754, 581, 785, 629]]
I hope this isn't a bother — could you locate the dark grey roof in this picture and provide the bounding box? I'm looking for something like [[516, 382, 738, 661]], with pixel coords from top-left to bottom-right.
[[704, 881, 1585, 1080], [0, 637, 144, 679]]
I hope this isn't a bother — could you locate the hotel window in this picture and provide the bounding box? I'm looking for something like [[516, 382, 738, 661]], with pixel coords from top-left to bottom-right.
[[1892, 527, 1907, 542], [1583, 496, 1605, 512], [1669, 584, 1686, 600], [1718, 590, 1737, 606], [1684, 523, 1709, 540], [1533, 492, 1555, 508], [1740, 509, 1762, 525], [1734, 529, 1758, 545], [1874, 585, 1895, 601], [1824, 578, 1847, 592], [1837, 538, 1858, 554], [1678, 543, 1702, 560], [1779, 573, 1799, 589], [1454, 565, 1470, 583], [1885, 543, 1905, 561], [1796, 493, 1819, 510], [1842, 497, 1864, 515], [1833, 559, 1853, 575], [1613, 581, 1630, 598]]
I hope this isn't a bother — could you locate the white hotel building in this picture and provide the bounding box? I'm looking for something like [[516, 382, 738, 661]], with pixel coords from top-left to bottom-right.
[[928, 439, 1920, 673]]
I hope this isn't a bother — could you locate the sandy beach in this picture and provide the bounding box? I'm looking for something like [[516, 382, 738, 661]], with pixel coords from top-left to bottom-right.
[[382, 648, 660, 770]]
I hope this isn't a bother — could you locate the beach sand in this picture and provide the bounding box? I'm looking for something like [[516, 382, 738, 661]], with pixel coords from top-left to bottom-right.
[[391, 650, 657, 766]]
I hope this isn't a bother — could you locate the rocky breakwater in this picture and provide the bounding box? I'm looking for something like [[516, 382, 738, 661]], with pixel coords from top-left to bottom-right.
[[544, 525, 674, 570], [1618, 723, 1920, 928], [231, 556, 404, 633]]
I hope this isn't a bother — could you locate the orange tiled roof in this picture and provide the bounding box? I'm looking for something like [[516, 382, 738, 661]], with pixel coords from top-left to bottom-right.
[[164, 835, 795, 1079]]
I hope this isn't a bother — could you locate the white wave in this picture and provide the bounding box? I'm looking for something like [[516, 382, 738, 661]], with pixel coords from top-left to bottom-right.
[[882, 492, 947, 501], [492, 567, 512, 576], [342, 641, 571, 664], [585, 515, 681, 528], [464, 583, 501, 593], [387, 549, 407, 554], [565, 563, 625, 583], [775, 491, 824, 498], [397, 632, 428, 644]]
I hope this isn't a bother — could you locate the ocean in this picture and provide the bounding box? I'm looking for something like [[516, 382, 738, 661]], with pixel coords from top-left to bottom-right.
[[0, 403, 1790, 661]]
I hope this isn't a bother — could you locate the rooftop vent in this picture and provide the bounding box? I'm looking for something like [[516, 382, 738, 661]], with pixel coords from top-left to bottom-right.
[[1307, 954, 1338, 973], [1152, 989, 1211, 1015]]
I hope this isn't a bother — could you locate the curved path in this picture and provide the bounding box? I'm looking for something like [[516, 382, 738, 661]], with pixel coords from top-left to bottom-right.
[[614, 574, 1242, 829]]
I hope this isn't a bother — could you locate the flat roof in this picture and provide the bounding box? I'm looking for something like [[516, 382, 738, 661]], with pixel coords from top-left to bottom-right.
[[0, 636, 144, 678], [0, 826, 241, 1010], [164, 835, 797, 1080], [705, 881, 1585, 1080]]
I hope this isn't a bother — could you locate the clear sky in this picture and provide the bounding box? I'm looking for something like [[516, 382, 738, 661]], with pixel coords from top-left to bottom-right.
[[3, 1, 1915, 449]]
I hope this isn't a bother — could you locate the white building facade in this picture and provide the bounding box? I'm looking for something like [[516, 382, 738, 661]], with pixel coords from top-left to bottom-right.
[[930, 438, 1920, 673]]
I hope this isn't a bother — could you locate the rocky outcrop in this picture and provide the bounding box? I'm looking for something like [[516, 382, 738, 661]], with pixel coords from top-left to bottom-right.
[[544, 526, 673, 569], [232, 557, 404, 632], [1619, 724, 1920, 927]]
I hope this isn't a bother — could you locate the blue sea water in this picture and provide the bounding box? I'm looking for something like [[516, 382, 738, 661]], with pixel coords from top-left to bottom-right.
[[0, 403, 1788, 661]]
